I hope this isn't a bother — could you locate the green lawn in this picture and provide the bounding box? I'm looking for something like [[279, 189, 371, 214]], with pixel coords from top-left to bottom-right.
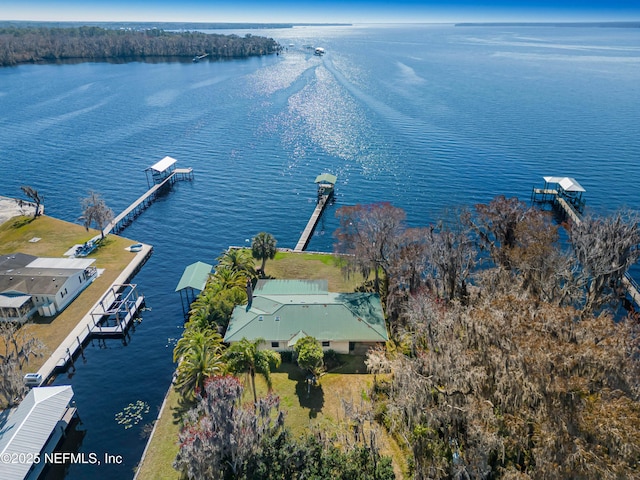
[[261, 250, 364, 293], [136, 251, 407, 479], [134, 386, 182, 480], [137, 358, 407, 480], [0, 215, 137, 371]]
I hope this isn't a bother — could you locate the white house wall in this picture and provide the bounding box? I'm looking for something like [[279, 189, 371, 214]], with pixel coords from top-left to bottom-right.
[[260, 340, 350, 354]]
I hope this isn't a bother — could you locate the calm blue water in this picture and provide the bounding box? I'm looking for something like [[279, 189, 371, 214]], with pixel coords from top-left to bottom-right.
[[1, 24, 639, 479]]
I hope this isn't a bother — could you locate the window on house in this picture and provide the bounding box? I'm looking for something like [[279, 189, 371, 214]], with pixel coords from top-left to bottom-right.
[[271, 342, 279, 348], [259, 315, 264, 321], [275, 316, 280, 321], [322, 341, 330, 347]]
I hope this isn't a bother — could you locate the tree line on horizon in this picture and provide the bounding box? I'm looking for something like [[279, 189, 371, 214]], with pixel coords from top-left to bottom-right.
[[0, 25, 280, 67]]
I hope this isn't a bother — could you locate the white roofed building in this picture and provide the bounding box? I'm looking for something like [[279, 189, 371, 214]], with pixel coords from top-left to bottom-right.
[[0, 253, 97, 322], [0, 386, 75, 480]]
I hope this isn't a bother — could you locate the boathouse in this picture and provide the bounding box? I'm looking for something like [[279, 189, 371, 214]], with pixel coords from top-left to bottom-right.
[[531, 176, 586, 217], [0, 385, 75, 480], [145, 155, 177, 187], [175, 261, 213, 316], [0, 253, 97, 322], [223, 279, 389, 355]]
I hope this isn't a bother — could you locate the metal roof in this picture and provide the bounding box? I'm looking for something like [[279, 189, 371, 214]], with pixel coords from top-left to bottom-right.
[[27, 257, 95, 270], [0, 254, 96, 296], [149, 156, 177, 173], [314, 173, 337, 185], [287, 329, 310, 347], [255, 279, 328, 296], [0, 295, 32, 309], [175, 261, 213, 292], [0, 386, 74, 480], [543, 176, 586, 192], [224, 280, 388, 344]]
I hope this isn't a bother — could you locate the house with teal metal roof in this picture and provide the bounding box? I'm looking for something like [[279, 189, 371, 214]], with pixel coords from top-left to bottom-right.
[[223, 279, 388, 354]]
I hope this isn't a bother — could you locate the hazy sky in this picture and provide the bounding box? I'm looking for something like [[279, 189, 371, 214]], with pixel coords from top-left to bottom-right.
[[3, 0, 640, 24]]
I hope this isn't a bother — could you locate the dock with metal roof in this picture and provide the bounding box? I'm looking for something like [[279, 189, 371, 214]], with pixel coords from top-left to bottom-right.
[[175, 261, 213, 316], [103, 156, 193, 236], [294, 173, 337, 252], [531, 176, 585, 223], [531, 176, 640, 309]]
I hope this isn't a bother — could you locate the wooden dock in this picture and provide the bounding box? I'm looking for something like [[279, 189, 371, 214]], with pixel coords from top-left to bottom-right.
[[36, 245, 152, 383], [294, 194, 329, 252], [622, 274, 640, 308], [293, 173, 337, 252], [531, 176, 640, 309], [104, 167, 193, 237]]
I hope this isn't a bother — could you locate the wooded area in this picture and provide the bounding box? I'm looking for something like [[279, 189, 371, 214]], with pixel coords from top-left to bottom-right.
[[335, 197, 640, 478], [0, 26, 280, 66]]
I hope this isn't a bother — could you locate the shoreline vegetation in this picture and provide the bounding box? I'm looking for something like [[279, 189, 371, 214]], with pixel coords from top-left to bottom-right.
[[0, 25, 281, 67]]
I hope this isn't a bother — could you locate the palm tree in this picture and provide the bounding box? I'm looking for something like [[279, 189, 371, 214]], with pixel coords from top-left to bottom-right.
[[217, 248, 256, 277], [251, 232, 277, 275], [212, 267, 248, 293], [224, 337, 281, 404], [173, 327, 225, 400]]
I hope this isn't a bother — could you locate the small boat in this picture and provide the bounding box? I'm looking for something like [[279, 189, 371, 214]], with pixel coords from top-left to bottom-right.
[[129, 243, 143, 252], [192, 53, 209, 63], [314, 47, 326, 56]]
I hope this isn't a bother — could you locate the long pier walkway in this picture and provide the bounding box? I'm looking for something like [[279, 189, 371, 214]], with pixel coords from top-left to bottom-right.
[[531, 176, 640, 308], [293, 173, 337, 252], [294, 194, 329, 252], [103, 167, 193, 237]]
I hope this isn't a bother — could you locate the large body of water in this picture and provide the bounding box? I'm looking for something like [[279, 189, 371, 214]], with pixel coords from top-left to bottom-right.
[[1, 24, 639, 479]]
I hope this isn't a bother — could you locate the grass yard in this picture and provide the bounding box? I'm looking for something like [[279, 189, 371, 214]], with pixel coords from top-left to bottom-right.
[[136, 250, 406, 478], [138, 357, 407, 480], [0, 215, 138, 371], [134, 386, 182, 480], [260, 250, 365, 293]]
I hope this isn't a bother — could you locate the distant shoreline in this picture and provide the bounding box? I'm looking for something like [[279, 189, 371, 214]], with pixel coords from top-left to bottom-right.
[[0, 25, 281, 67], [0, 21, 352, 30], [455, 21, 640, 28]]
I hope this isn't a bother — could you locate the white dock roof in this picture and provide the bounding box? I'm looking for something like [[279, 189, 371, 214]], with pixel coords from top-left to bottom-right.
[[149, 156, 177, 173], [543, 176, 585, 192], [0, 386, 74, 480]]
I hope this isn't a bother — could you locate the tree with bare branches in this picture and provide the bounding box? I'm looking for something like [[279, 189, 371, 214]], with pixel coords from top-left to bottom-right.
[[570, 210, 640, 313], [79, 190, 114, 239], [334, 202, 406, 294]]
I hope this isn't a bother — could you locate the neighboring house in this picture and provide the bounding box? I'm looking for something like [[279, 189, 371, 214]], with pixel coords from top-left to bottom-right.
[[223, 279, 389, 354], [0, 253, 97, 322], [0, 386, 76, 480]]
